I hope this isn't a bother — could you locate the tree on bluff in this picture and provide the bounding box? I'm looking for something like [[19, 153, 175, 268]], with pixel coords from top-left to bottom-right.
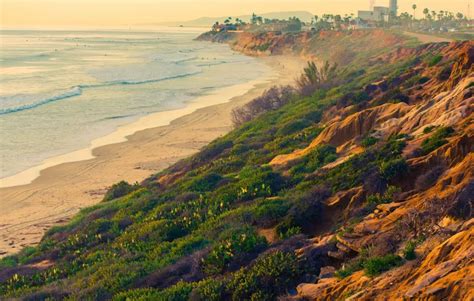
[[297, 61, 337, 96]]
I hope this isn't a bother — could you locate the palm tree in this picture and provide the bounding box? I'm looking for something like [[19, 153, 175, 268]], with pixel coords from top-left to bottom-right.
[[438, 11, 444, 22], [412, 4, 417, 20], [423, 8, 429, 19], [456, 12, 464, 20], [251, 13, 258, 25]]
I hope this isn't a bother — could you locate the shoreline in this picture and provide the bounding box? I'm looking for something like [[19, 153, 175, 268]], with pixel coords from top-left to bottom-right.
[[0, 55, 306, 258], [0, 77, 272, 188]]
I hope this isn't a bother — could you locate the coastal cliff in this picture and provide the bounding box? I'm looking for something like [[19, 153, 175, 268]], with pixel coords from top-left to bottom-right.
[[197, 29, 408, 63], [1, 30, 472, 300]]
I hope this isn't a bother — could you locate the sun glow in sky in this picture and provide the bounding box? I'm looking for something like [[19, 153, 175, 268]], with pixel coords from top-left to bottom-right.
[[1, 0, 470, 28]]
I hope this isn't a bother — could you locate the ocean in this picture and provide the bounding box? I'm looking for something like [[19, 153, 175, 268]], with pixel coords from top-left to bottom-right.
[[0, 28, 270, 182]]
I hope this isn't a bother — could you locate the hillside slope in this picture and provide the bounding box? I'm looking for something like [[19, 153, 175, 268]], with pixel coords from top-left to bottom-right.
[[1, 31, 472, 300]]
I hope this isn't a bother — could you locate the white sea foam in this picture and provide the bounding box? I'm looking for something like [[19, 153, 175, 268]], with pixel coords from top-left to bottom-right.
[[0, 29, 270, 180], [0, 87, 82, 115]]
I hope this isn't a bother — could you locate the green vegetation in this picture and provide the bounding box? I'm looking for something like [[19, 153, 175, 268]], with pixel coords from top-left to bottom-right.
[[424, 54, 443, 67], [254, 43, 271, 52], [366, 186, 401, 205], [1, 30, 445, 300], [380, 158, 408, 181], [423, 125, 436, 134], [113, 251, 302, 301], [103, 181, 141, 202], [296, 61, 337, 96], [202, 227, 267, 275], [403, 241, 417, 260], [361, 135, 378, 148], [290, 144, 337, 174], [335, 253, 403, 278], [363, 254, 403, 276], [420, 126, 454, 155]]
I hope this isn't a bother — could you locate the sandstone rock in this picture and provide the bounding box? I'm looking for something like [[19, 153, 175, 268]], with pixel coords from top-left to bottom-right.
[[376, 202, 402, 213], [319, 266, 336, 279]]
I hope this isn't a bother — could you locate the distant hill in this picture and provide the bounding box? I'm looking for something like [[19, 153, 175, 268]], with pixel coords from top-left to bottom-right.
[[145, 11, 314, 27]]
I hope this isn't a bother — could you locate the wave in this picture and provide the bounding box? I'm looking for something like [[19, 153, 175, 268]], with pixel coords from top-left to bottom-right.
[[103, 114, 134, 120], [196, 61, 228, 67], [0, 71, 202, 116], [0, 87, 82, 115], [172, 57, 198, 64]]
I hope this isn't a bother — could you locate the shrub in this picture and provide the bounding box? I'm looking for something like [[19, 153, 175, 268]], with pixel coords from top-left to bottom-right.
[[192, 278, 225, 301], [0, 256, 17, 268], [115, 282, 193, 301], [291, 144, 337, 174], [420, 126, 454, 155], [335, 258, 365, 279], [303, 110, 323, 123], [363, 254, 403, 276], [231, 143, 250, 156], [277, 118, 312, 136], [276, 187, 328, 236], [201, 228, 267, 275], [403, 241, 417, 260], [297, 61, 338, 96], [227, 251, 302, 301], [366, 186, 400, 205], [278, 226, 302, 239], [361, 136, 378, 147], [237, 166, 285, 201], [426, 54, 443, 67], [231, 86, 295, 127], [186, 173, 223, 192], [195, 139, 233, 163], [253, 199, 290, 228], [380, 158, 408, 181], [103, 181, 140, 202], [338, 91, 370, 107], [423, 126, 436, 134], [384, 88, 410, 103], [255, 43, 271, 52]]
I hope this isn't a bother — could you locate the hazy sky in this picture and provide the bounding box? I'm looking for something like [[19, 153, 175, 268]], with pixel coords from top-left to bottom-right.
[[1, 0, 470, 28]]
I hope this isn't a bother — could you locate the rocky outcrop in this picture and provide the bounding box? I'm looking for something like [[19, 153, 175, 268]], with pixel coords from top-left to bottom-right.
[[281, 41, 474, 300], [198, 33, 474, 301], [270, 103, 410, 166], [270, 42, 473, 168], [297, 224, 474, 301]]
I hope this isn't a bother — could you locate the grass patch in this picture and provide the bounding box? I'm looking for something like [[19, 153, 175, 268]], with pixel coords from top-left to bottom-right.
[[363, 254, 403, 276]]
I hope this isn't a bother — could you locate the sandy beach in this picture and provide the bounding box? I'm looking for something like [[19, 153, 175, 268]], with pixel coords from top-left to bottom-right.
[[0, 55, 305, 258]]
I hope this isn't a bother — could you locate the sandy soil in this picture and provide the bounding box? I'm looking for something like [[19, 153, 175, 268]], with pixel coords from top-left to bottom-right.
[[0, 55, 306, 258]]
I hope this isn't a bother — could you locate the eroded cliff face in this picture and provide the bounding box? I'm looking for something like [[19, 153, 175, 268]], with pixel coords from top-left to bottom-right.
[[203, 30, 474, 299], [275, 40, 474, 300], [199, 33, 474, 300], [1, 30, 472, 300], [197, 29, 407, 63]]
